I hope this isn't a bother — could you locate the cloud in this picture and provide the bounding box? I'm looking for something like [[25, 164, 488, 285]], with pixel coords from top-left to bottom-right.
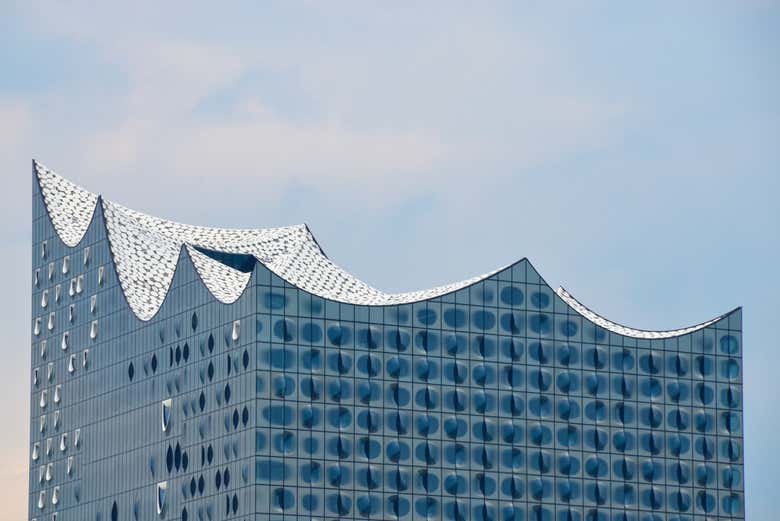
[[168, 104, 449, 181], [84, 96, 449, 190], [121, 41, 247, 115], [0, 100, 31, 146], [7, 2, 628, 209], [0, 100, 33, 226]]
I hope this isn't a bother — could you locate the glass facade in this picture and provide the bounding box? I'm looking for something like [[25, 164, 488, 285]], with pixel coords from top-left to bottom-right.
[[30, 165, 744, 521]]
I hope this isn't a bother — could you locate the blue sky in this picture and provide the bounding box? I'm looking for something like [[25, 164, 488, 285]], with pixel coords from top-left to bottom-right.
[[0, 2, 778, 519]]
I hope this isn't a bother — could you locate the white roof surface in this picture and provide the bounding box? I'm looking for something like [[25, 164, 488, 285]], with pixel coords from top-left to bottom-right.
[[35, 160, 731, 337], [35, 161, 503, 320]]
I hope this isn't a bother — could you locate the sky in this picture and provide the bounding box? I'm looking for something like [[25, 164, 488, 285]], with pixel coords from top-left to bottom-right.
[[0, 1, 778, 519]]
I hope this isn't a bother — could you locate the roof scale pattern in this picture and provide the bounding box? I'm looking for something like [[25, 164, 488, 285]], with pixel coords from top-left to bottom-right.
[[35, 163, 98, 247], [34, 161, 505, 320], [34, 160, 727, 338], [186, 245, 252, 304]]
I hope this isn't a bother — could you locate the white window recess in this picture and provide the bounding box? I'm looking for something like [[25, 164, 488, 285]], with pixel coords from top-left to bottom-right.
[[66, 456, 74, 476], [59, 433, 67, 452], [47, 262, 54, 281], [47, 363, 54, 382], [34, 318, 41, 336], [68, 279, 76, 297], [90, 320, 98, 340], [83, 246, 90, 266], [38, 466, 45, 484], [74, 429, 81, 448], [37, 491, 45, 510], [41, 290, 49, 309], [161, 399, 172, 432], [53, 385, 61, 406], [33, 368, 39, 387], [61, 332, 69, 351], [40, 390, 47, 409], [45, 463, 53, 482], [54, 284, 61, 303], [62, 256, 70, 275], [98, 266, 105, 285], [156, 481, 168, 515], [32, 442, 40, 461], [76, 275, 84, 294], [68, 305, 75, 323], [39, 415, 46, 433], [40, 340, 47, 359], [34, 269, 40, 287], [47, 312, 55, 331], [41, 241, 47, 259], [45, 438, 52, 456], [51, 486, 60, 505], [52, 411, 60, 430], [90, 295, 97, 313], [68, 355, 76, 374], [81, 350, 89, 369]]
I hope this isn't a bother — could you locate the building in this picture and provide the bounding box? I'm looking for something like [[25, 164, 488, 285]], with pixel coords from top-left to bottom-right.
[[29, 160, 744, 521]]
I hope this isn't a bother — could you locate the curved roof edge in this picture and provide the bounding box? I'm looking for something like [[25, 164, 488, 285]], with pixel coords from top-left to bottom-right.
[[35, 160, 98, 247], [32, 160, 510, 318], [34, 160, 737, 334], [185, 245, 252, 305], [556, 286, 736, 339]]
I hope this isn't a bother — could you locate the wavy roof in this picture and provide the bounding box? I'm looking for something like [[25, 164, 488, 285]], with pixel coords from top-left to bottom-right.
[[34, 160, 733, 337], [34, 161, 504, 320]]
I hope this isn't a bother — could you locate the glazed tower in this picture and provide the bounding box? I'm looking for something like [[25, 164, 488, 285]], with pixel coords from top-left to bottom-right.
[[30, 161, 744, 521]]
